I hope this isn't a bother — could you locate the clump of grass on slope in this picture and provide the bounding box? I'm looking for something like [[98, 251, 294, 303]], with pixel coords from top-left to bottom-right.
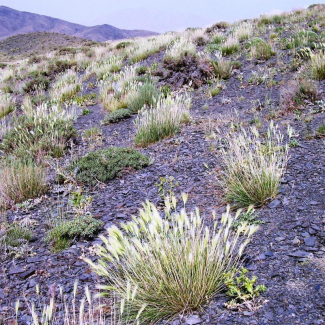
[[65, 147, 150, 186], [311, 52, 325, 80], [0, 159, 47, 205], [0, 91, 15, 118], [127, 82, 160, 113], [134, 93, 191, 146], [219, 122, 291, 208], [0, 103, 76, 161], [86, 196, 258, 324]]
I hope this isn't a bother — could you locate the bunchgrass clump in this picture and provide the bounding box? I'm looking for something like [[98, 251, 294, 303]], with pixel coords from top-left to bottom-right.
[[164, 37, 197, 63], [4, 223, 33, 247], [127, 82, 160, 113], [220, 36, 239, 56], [1, 104, 76, 161], [311, 52, 325, 80], [211, 58, 233, 79], [134, 93, 191, 146], [219, 122, 290, 208], [86, 197, 258, 324], [50, 70, 82, 103], [233, 22, 254, 41], [0, 92, 15, 118], [65, 147, 150, 186], [249, 39, 275, 61], [46, 215, 103, 252], [0, 160, 47, 205]]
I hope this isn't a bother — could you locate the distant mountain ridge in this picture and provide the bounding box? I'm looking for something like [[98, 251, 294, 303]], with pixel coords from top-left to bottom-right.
[[0, 6, 158, 42]]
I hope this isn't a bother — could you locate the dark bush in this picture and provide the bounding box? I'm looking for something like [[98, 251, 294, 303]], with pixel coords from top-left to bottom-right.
[[103, 108, 132, 124], [66, 147, 150, 185]]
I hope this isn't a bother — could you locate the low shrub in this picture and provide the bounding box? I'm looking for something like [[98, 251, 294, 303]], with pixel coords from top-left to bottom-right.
[[115, 41, 132, 49], [136, 66, 148, 75], [47, 60, 76, 76], [23, 75, 50, 93], [65, 147, 150, 185], [0, 160, 47, 205], [134, 93, 191, 146], [103, 108, 132, 124], [46, 215, 103, 252], [219, 122, 290, 208], [86, 198, 258, 324]]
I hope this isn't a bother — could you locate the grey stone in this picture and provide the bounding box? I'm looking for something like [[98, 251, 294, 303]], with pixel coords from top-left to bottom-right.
[[269, 199, 281, 209], [304, 237, 317, 247], [185, 315, 202, 325]]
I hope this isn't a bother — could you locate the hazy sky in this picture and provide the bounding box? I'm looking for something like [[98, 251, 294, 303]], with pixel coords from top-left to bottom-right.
[[1, 0, 325, 32]]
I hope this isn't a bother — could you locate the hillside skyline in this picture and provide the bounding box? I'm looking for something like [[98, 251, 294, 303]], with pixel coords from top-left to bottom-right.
[[0, 6, 158, 42], [0, 0, 323, 33]]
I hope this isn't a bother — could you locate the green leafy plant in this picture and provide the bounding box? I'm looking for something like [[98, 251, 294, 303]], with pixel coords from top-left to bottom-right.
[[82, 108, 91, 116], [155, 176, 179, 199], [86, 197, 258, 324], [224, 268, 267, 308], [289, 139, 300, 147], [232, 207, 264, 229], [71, 191, 93, 216], [73, 93, 97, 107], [65, 147, 150, 185]]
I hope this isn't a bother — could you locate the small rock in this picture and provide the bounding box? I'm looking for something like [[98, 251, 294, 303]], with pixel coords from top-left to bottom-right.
[[268, 199, 281, 209], [292, 237, 301, 246], [255, 253, 266, 260], [275, 237, 285, 242], [288, 250, 310, 258], [304, 237, 317, 247], [185, 315, 202, 325]]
